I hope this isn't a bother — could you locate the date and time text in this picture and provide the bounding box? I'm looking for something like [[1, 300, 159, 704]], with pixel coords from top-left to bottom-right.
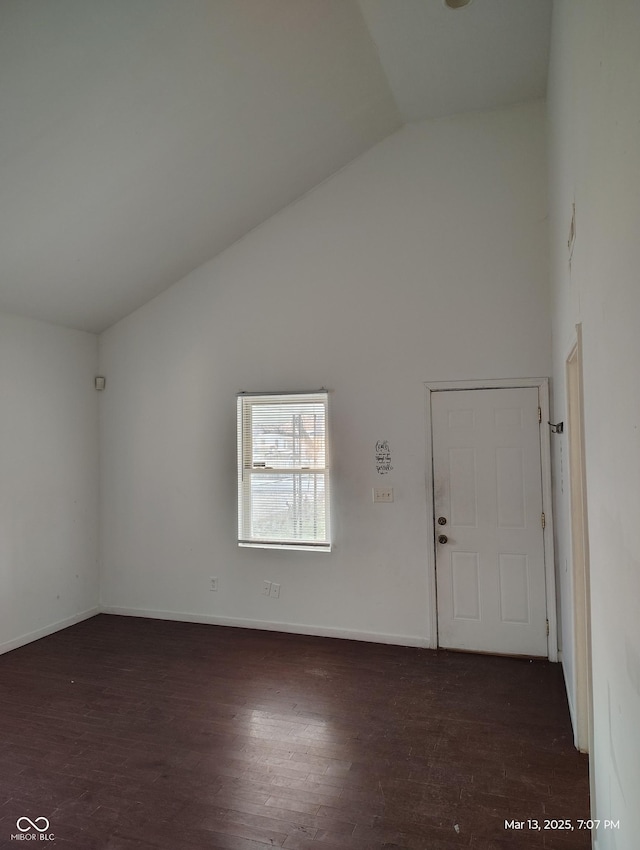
[[505, 818, 619, 832]]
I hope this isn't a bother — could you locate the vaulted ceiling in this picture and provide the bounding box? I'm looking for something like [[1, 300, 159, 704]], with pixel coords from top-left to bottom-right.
[[0, 0, 551, 333]]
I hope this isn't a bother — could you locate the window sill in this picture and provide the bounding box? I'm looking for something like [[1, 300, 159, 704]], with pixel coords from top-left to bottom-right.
[[238, 541, 332, 553]]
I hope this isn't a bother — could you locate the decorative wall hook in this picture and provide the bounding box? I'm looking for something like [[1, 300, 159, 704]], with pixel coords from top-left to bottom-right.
[[548, 421, 564, 434]]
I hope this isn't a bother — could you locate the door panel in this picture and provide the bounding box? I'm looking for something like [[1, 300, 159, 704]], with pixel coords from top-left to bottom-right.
[[432, 387, 547, 657]]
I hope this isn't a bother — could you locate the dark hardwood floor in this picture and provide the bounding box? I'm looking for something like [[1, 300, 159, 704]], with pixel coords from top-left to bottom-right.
[[0, 615, 590, 849]]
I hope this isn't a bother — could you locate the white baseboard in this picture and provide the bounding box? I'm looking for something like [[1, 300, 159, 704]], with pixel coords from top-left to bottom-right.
[[99, 605, 433, 649], [0, 607, 99, 656]]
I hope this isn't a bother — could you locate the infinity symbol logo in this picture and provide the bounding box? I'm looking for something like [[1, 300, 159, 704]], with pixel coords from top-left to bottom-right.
[[16, 817, 50, 833]]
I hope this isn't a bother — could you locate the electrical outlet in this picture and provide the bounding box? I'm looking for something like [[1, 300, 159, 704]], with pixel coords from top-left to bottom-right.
[[269, 582, 280, 598], [262, 580, 272, 596], [209, 577, 218, 592], [373, 487, 394, 503]]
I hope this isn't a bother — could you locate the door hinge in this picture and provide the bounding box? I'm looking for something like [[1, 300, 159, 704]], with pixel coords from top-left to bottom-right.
[[538, 406, 542, 423], [541, 512, 546, 529], [546, 619, 550, 636]]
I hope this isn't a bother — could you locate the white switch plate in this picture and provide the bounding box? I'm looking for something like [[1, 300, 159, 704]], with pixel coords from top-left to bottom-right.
[[262, 580, 271, 596], [269, 582, 281, 598], [373, 487, 394, 503], [209, 577, 218, 591]]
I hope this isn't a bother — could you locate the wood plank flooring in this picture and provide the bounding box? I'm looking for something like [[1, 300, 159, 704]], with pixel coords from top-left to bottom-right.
[[0, 615, 590, 849]]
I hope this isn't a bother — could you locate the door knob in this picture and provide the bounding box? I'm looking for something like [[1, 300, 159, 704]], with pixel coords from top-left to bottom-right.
[[438, 534, 448, 544], [437, 516, 447, 525]]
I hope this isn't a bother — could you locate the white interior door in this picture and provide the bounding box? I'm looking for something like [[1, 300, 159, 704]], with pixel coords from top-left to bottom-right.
[[432, 387, 548, 657]]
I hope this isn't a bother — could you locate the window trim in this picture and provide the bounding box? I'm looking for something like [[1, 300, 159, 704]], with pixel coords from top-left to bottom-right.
[[237, 390, 332, 552]]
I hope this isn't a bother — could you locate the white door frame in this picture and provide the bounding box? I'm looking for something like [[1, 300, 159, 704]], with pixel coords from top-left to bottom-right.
[[424, 377, 558, 661], [566, 327, 594, 752]]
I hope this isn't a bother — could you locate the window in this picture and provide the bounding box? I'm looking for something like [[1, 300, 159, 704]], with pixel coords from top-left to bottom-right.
[[237, 391, 331, 551]]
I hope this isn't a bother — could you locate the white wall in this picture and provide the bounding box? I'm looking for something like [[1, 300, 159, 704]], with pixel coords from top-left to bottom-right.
[[0, 312, 99, 653], [99, 101, 550, 646], [548, 1, 640, 847]]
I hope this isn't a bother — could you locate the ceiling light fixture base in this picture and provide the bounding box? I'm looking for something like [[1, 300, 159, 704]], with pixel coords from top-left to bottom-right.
[[444, 0, 474, 9]]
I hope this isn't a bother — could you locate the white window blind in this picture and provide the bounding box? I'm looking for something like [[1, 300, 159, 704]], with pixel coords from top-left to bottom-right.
[[237, 391, 331, 551]]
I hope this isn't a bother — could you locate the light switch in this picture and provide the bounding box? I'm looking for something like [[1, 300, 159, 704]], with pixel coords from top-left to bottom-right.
[[373, 487, 394, 503]]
